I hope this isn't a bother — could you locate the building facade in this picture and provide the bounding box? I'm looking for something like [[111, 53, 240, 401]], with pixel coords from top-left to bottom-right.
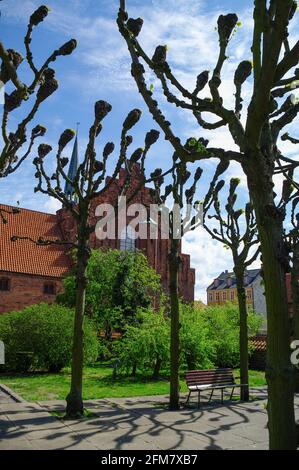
[[207, 269, 267, 328], [0, 166, 195, 314]]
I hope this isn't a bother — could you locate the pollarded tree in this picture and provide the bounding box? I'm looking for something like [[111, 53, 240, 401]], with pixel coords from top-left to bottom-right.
[[151, 153, 203, 410], [275, 136, 299, 392], [203, 176, 260, 401], [280, 132, 299, 339], [0, 5, 77, 221], [118, 0, 299, 449], [12, 103, 162, 418]]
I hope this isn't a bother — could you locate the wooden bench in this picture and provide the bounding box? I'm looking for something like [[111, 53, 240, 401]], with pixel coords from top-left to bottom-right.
[[185, 368, 247, 407]]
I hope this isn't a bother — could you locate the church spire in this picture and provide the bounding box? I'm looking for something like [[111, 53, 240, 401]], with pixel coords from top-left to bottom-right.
[[64, 123, 79, 203]]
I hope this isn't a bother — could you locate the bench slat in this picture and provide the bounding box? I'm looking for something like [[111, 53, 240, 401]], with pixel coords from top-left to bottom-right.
[[185, 368, 237, 389]]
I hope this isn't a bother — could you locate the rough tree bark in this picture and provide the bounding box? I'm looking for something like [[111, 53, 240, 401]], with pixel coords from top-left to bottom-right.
[[152, 357, 162, 380], [234, 267, 249, 402], [151, 161, 203, 410], [66, 219, 89, 418], [168, 238, 180, 410], [291, 240, 299, 393], [247, 159, 296, 450]]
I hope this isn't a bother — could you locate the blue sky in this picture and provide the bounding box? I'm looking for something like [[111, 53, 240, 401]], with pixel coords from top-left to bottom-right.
[[1, 0, 298, 299]]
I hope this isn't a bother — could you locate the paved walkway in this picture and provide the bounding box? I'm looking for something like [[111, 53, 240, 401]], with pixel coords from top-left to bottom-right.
[[0, 389, 15, 405], [0, 388, 298, 450]]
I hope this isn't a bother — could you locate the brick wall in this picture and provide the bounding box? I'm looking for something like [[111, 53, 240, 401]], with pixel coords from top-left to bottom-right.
[[249, 335, 267, 370], [0, 272, 63, 314], [0, 166, 195, 314], [57, 165, 195, 303]]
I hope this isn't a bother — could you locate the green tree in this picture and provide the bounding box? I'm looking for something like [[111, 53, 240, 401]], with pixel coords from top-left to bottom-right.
[[180, 303, 215, 371], [201, 303, 262, 369], [114, 307, 170, 378], [58, 249, 162, 335]]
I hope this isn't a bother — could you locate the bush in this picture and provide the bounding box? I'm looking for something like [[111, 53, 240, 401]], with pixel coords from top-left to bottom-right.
[[113, 308, 170, 378], [112, 302, 262, 376], [57, 249, 162, 334], [0, 303, 99, 372], [180, 303, 215, 370], [199, 302, 262, 368]]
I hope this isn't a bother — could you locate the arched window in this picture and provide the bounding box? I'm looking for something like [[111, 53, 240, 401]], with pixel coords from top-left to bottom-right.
[[120, 225, 136, 251]]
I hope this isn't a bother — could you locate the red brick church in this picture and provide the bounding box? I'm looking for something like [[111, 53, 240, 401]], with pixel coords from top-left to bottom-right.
[[0, 145, 195, 314]]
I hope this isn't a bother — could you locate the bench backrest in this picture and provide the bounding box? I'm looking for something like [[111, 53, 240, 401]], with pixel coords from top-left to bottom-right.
[[185, 368, 236, 387]]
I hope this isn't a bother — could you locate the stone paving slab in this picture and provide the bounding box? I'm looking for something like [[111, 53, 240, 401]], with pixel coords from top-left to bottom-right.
[[0, 388, 298, 450], [0, 402, 43, 412]]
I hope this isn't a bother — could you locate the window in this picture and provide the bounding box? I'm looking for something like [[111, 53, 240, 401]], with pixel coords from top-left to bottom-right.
[[44, 283, 56, 295], [230, 290, 235, 301], [0, 278, 10, 291], [208, 292, 213, 302], [215, 292, 220, 302], [222, 291, 227, 301], [246, 289, 252, 300], [120, 226, 136, 251]]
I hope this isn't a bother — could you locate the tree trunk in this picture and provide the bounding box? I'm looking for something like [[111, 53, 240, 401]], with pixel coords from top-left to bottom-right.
[[186, 355, 195, 371], [131, 363, 137, 377], [234, 269, 250, 401], [168, 238, 180, 410], [152, 356, 162, 379], [66, 233, 89, 419], [248, 175, 296, 449], [291, 241, 299, 393]]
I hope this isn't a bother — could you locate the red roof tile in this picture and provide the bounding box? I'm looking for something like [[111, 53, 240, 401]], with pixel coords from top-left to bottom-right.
[[0, 204, 71, 278], [250, 335, 267, 352]]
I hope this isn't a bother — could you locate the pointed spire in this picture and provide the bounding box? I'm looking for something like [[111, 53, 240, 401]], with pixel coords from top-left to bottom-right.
[[64, 123, 79, 203]]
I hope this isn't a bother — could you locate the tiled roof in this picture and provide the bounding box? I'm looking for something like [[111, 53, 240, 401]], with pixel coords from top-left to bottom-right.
[[0, 204, 71, 278], [250, 335, 267, 352], [207, 268, 261, 291]]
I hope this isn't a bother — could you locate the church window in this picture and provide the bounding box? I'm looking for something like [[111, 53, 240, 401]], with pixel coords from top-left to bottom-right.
[[120, 226, 136, 251]]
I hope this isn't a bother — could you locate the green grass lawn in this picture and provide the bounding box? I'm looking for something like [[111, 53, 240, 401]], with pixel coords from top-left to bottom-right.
[[0, 363, 266, 402]]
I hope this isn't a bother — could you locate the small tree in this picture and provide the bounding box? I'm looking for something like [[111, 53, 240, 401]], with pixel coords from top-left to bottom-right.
[[203, 177, 260, 400], [12, 103, 161, 418], [115, 307, 170, 378], [57, 248, 162, 335], [201, 303, 263, 368], [152, 156, 203, 409], [180, 303, 214, 371], [0, 5, 77, 220]]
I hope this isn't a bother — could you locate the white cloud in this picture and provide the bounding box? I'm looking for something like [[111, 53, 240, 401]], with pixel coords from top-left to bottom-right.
[[183, 225, 261, 302], [182, 226, 233, 301], [43, 198, 62, 214]]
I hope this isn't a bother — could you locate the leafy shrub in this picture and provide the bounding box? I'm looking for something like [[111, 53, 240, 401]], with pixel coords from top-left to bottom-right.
[[113, 308, 170, 378], [112, 302, 262, 376], [199, 302, 262, 368], [180, 303, 215, 370], [57, 249, 162, 334], [0, 303, 99, 372]]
